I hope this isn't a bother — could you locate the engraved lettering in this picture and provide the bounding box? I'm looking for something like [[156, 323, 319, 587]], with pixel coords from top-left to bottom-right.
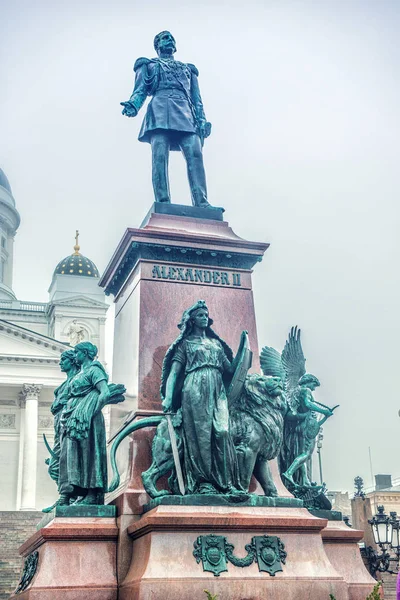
[[152, 264, 242, 288], [185, 268, 194, 281], [212, 271, 221, 284], [176, 268, 186, 281], [204, 270, 212, 283], [221, 272, 230, 285], [152, 265, 162, 279], [194, 269, 203, 282], [232, 273, 242, 287]]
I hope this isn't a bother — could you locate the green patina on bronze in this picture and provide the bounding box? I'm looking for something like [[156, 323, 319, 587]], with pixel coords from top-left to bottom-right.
[[42, 349, 79, 513], [108, 301, 288, 501], [38, 504, 117, 529], [260, 326, 339, 509], [308, 509, 343, 521], [160, 301, 243, 496], [121, 31, 217, 209], [193, 534, 287, 577], [43, 342, 125, 510], [142, 494, 302, 512], [14, 551, 39, 594]]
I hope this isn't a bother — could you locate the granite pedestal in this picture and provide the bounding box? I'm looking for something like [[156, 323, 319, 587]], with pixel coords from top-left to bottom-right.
[[97, 205, 376, 597], [119, 504, 350, 600], [321, 517, 377, 600], [100, 205, 270, 580], [9, 507, 118, 599]]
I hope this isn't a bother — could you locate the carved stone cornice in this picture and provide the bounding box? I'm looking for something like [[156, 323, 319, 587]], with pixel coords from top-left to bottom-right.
[[0, 321, 69, 353]]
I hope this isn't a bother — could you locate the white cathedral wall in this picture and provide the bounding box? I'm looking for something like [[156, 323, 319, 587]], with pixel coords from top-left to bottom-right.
[[0, 438, 19, 509], [0, 404, 20, 509]]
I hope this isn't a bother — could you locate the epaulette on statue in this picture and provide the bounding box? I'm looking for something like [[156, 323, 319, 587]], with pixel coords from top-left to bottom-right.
[[134, 57, 152, 72], [187, 63, 199, 76], [133, 57, 199, 77]]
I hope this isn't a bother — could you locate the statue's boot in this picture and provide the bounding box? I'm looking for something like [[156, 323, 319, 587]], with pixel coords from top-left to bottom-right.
[[58, 494, 71, 506], [74, 490, 101, 505], [196, 200, 225, 212], [227, 486, 250, 502], [198, 483, 218, 494]]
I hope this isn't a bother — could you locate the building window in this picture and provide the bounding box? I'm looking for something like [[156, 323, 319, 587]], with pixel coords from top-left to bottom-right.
[[1, 237, 6, 249]]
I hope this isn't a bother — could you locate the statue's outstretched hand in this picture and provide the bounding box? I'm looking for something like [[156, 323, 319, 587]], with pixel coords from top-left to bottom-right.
[[326, 404, 339, 417], [120, 101, 138, 117]]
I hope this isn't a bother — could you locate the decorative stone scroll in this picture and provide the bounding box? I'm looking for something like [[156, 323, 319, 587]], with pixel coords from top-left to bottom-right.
[[193, 534, 287, 577], [14, 551, 39, 594]]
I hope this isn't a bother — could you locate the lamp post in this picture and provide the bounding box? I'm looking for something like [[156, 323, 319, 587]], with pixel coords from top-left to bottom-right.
[[362, 505, 400, 577], [316, 428, 323, 485]]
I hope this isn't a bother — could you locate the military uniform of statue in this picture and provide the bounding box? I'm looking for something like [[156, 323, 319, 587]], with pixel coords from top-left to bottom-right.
[[121, 31, 213, 208]]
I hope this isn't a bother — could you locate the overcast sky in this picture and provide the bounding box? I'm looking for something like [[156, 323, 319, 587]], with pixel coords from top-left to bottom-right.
[[1, 0, 399, 494]]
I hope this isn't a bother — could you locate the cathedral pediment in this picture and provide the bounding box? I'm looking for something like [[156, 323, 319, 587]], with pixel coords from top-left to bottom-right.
[[0, 319, 68, 362], [49, 295, 108, 309]]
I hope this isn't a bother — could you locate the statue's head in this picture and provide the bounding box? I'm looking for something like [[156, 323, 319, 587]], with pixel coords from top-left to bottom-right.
[[263, 375, 284, 398], [59, 349, 79, 373], [298, 373, 320, 391], [154, 31, 176, 56], [74, 341, 98, 365], [178, 300, 213, 336]]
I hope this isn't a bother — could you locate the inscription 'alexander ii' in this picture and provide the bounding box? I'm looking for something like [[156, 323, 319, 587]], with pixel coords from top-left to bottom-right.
[[151, 265, 242, 287]]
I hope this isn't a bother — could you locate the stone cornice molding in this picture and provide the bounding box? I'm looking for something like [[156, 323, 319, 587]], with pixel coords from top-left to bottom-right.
[[0, 355, 62, 365], [0, 320, 68, 353], [48, 295, 108, 310]]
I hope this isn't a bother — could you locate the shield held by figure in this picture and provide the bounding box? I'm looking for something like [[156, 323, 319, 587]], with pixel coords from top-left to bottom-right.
[[227, 331, 252, 405]]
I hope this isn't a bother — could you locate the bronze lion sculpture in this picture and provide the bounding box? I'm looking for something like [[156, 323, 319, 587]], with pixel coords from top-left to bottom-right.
[[108, 374, 286, 498]]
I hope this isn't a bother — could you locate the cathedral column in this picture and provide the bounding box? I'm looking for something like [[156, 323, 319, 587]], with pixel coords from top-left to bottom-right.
[[20, 383, 42, 510], [98, 316, 107, 364]]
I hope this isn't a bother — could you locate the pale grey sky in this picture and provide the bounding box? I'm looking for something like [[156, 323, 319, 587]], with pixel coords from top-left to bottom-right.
[[1, 0, 399, 493]]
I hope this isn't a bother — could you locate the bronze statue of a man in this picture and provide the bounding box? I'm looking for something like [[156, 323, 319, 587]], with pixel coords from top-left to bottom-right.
[[121, 31, 215, 209]]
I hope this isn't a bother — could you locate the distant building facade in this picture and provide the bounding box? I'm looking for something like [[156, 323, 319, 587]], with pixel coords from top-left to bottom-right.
[[0, 167, 108, 510], [327, 490, 351, 517], [366, 474, 400, 516]]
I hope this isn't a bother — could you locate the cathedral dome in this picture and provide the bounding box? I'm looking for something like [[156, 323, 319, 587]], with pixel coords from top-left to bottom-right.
[[53, 232, 99, 278], [0, 168, 12, 194]]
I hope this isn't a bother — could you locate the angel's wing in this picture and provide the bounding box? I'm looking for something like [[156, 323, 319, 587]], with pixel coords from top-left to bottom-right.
[[281, 326, 306, 399], [260, 346, 285, 380]]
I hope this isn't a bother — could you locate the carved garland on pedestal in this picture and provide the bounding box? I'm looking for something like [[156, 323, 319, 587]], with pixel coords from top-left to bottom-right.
[[14, 551, 39, 594], [193, 534, 287, 577]]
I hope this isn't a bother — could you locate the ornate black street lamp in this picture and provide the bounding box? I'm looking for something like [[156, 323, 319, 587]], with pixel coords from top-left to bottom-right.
[[361, 506, 400, 577]]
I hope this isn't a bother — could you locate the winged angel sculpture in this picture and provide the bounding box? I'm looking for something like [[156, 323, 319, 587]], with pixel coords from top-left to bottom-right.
[[260, 327, 338, 499]]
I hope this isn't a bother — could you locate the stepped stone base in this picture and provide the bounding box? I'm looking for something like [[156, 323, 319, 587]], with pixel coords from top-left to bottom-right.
[[119, 504, 351, 600], [321, 519, 377, 600], [8, 515, 118, 600], [0, 511, 42, 600]]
